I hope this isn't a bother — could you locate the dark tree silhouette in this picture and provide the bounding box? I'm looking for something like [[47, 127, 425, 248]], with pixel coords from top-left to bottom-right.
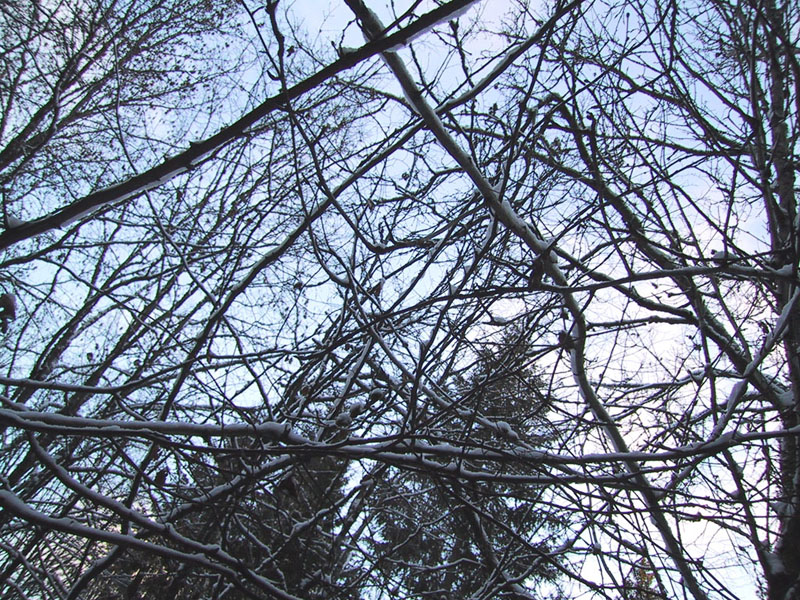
[[369, 326, 564, 599]]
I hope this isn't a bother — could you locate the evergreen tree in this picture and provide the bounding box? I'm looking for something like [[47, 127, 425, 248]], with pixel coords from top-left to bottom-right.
[[369, 325, 564, 599], [87, 436, 360, 600]]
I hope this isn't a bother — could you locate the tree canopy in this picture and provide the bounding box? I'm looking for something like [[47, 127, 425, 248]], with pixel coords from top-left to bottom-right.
[[0, 0, 798, 599]]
